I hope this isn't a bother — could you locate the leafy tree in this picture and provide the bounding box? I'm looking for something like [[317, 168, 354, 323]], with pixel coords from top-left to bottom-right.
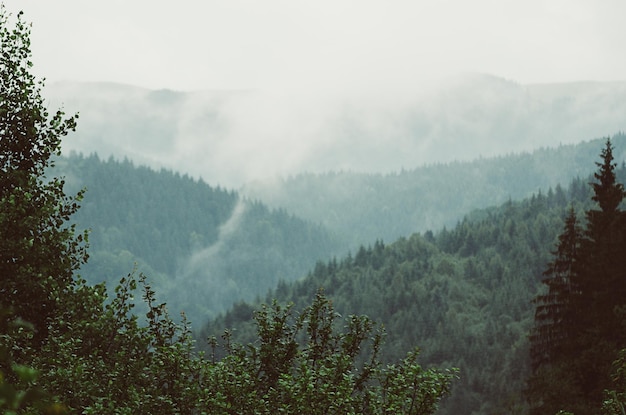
[[602, 348, 626, 415], [0, 306, 69, 414], [34, 272, 211, 414], [0, 5, 87, 345], [206, 290, 457, 414]]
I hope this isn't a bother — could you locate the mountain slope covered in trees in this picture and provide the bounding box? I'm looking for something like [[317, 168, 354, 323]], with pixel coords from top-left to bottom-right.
[[55, 153, 341, 323], [203, 162, 624, 414], [52, 136, 626, 326], [243, 134, 626, 249]]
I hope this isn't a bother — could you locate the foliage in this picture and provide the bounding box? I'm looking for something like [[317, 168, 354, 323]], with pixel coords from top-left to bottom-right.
[[30, 271, 212, 414], [202, 170, 608, 414], [205, 290, 457, 414], [602, 349, 626, 415], [0, 307, 68, 414], [0, 5, 88, 346], [9, 267, 451, 415]]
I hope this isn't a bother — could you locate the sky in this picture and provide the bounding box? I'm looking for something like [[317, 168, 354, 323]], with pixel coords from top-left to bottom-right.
[[3, 0, 626, 92]]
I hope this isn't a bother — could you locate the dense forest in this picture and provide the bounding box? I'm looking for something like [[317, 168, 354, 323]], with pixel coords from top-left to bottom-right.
[[49, 135, 625, 326], [55, 153, 341, 322], [203, 161, 626, 414]]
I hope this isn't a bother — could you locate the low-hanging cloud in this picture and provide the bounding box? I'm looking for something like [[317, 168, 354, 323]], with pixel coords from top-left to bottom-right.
[[182, 197, 247, 278], [48, 75, 626, 190]]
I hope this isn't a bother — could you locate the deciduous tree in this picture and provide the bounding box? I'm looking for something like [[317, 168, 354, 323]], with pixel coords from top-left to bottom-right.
[[0, 5, 87, 345]]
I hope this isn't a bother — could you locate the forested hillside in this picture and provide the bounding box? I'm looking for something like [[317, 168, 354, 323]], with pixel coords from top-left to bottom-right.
[[51, 136, 626, 326], [55, 153, 341, 322], [203, 165, 621, 414], [243, 134, 626, 248]]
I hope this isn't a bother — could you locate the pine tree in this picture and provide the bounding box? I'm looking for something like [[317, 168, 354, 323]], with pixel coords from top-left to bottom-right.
[[527, 207, 583, 415], [571, 138, 626, 408], [530, 206, 581, 368], [528, 138, 626, 414]]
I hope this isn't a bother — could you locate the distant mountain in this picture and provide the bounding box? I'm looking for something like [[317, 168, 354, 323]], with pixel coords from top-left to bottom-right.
[[47, 75, 626, 189], [243, 134, 626, 249]]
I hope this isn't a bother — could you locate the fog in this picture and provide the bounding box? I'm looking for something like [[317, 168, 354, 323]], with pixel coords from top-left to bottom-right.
[[47, 75, 626, 189], [180, 198, 247, 280], [4, 1, 626, 91], [0, 1, 623, 188]]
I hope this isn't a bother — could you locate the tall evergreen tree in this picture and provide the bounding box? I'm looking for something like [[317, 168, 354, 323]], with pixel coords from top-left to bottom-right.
[[527, 207, 583, 414], [528, 138, 626, 414], [572, 138, 626, 409], [530, 206, 581, 368]]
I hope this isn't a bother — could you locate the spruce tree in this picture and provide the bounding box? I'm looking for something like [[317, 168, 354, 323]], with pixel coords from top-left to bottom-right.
[[530, 206, 581, 368], [571, 138, 626, 409], [527, 207, 583, 414], [528, 138, 626, 414]]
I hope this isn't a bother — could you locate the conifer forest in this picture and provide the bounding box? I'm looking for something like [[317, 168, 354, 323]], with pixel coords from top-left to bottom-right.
[[2, 5, 626, 415]]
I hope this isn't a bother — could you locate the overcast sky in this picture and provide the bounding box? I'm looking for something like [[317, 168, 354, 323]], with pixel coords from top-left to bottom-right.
[[3, 0, 626, 91]]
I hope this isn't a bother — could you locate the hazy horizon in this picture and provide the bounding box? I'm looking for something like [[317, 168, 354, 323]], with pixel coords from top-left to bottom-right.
[[4, 1, 626, 187], [3, 1, 626, 92], [47, 76, 626, 188]]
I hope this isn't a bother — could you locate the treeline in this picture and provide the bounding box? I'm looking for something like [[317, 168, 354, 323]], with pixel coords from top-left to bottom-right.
[[243, 135, 625, 249], [202, 166, 619, 414]]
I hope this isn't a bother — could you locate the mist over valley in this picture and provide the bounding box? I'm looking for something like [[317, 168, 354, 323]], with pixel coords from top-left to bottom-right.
[[48, 74, 626, 189], [50, 75, 626, 326]]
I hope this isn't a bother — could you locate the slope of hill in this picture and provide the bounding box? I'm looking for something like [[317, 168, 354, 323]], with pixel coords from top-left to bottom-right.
[[55, 154, 341, 323], [243, 134, 626, 249], [202, 164, 621, 414], [54, 135, 626, 326]]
